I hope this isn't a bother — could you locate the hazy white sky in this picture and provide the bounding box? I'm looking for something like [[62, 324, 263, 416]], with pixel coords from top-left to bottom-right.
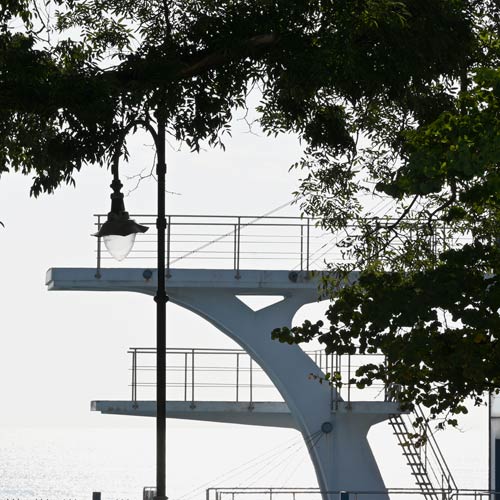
[[0, 112, 488, 497]]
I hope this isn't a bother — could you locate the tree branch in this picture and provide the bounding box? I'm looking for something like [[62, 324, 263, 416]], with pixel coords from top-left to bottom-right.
[[177, 33, 280, 78]]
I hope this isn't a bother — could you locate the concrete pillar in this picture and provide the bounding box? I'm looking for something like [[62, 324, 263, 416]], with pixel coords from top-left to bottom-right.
[[167, 287, 389, 499]]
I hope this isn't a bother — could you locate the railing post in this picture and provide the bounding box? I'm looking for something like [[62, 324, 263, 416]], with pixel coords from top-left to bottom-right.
[[335, 354, 341, 409], [306, 218, 310, 271], [131, 349, 137, 402], [433, 221, 438, 256], [300, 225, 304, 271], [330, 376, 334, 411], [236, 353, 240, 402], [233, 224, 238, 271], [95, 215, 102, 279], [249, 357, 254, 409], [184, 352, 188, 402], [384, 355, 388, 401], [347, 354, 351, 404], [235, 217, 241, 279], [191, 349, 196, 408], [166, 215, 171, 278]]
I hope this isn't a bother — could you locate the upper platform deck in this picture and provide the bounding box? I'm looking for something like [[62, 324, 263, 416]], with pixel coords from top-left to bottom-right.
[[47, 212, 457, 291], [45, 268, 337, 299], [46, 214, 355, 293]]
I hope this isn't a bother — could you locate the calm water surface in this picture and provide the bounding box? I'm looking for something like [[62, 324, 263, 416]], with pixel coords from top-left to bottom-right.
[[0, 424, 487, 500], [0, 427, 154, 500]]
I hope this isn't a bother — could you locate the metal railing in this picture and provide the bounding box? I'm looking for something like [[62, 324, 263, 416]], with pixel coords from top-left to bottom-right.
[[412, 405, 457, 492], [129, 347, 278, 406], [128, 347, 387, 405], [94, 214, 464, 275], [95, 215, 322, 275], [206, 488, 497, 500], [324, 352, 387, 408], [128, 348, 455, 498]]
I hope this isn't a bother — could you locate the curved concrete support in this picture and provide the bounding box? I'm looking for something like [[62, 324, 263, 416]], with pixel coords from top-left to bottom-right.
[[47, 268, 389, 499], [165, 287, 389, 499]]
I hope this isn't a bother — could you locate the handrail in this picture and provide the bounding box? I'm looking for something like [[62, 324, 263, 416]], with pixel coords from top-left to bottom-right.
[[93, 213, 464, 277], [127, 347, 387, 405], [414, 405, 458, 491], [206, 488, 498, 500]]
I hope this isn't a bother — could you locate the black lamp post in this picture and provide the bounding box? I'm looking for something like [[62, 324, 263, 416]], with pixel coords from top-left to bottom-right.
[[94, 118, 168, 500]]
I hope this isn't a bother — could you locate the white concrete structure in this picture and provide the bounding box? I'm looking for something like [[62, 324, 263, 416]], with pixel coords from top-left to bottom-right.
[[47, 267, 402, 499]]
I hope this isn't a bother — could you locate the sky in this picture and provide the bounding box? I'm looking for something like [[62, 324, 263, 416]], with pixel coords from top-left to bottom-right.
[[0, 108, 489, 498], [0, 111, 305, 424]]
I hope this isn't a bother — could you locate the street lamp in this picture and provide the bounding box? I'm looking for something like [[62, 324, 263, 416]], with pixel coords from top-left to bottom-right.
[[94, 118, 168, 500]]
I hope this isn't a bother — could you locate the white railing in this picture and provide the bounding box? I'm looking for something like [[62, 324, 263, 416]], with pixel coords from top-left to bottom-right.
[[128, 347, 387, 406], [206, 488, 496, 500], [94, 214, 462, 274], [129, 347, 279, 405], [95, 215, 328, 275]]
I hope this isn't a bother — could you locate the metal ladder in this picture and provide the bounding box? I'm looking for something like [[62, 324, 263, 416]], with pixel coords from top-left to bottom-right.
[[389, 409, 457, 500]]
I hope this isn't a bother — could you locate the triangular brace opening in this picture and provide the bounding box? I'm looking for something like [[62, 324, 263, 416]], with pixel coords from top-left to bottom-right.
[[235, 295, 285, 312]]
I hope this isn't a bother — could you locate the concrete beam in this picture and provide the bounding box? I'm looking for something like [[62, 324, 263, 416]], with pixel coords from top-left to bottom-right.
[[91, 400, 297, 428], [46, 268, 358, 297], [333, 401, 404, 415], [91, 400, 403, 428]]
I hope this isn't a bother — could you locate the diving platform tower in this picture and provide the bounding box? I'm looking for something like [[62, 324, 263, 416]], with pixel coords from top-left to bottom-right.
[[45, 214, 452, 500]]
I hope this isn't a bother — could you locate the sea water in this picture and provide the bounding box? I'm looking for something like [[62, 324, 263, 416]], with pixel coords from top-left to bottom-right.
[[0, 424, 318, 500], [0, 421, 488, 500], [0, 427, 155, 500]]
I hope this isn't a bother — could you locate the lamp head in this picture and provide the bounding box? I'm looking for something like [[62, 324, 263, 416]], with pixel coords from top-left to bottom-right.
[[94, 210, 149, 261], [93, 164, 149, 261]]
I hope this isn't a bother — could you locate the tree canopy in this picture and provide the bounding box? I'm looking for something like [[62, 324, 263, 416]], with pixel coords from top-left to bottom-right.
[[1, 0, 500, 429]]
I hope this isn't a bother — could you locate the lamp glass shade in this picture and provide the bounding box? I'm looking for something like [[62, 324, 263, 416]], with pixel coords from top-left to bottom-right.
[[103, 233, 136, 261]]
